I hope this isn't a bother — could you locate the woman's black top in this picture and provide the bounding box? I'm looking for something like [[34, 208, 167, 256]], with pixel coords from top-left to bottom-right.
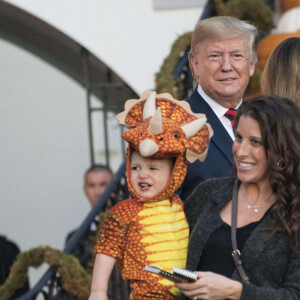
[[197, 210, 270, 278]]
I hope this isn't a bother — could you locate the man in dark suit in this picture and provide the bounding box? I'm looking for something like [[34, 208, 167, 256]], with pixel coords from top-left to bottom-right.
[[178, 16, 258, 201], [65, 164, 113, 268]]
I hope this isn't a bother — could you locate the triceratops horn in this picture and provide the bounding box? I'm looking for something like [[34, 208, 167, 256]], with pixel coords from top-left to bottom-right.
[[148, 107, 162, 135], [181, 117, 207, 139], [139, 139, 159, 157], [143, 91, 156, 120]]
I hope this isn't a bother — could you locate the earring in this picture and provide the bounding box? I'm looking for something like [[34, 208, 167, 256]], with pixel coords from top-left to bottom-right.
[[277, 159, 286, 170]]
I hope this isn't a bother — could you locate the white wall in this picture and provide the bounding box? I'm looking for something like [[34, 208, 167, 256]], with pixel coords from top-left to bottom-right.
[[0, 37, 91, 285], [6, 0, 203, 95], [0, 36, 126, 285]]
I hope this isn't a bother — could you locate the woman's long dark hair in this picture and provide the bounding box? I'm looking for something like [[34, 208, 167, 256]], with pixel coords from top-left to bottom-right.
[[236, 95, 300, 251]]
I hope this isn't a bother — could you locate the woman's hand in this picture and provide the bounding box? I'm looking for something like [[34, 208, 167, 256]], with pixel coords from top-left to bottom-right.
[[175, 271, 242, 300]]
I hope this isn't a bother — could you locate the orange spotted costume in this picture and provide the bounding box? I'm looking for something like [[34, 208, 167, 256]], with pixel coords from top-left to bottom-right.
[[95, 91, 213, 299]]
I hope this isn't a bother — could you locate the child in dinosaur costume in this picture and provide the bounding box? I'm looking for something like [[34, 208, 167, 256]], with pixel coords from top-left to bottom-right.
[[89, 90, 213, 300]]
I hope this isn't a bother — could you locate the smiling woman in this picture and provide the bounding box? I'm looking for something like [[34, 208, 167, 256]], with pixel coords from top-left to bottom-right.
[[233, 116, 269, 187], [178, 95, 300, 300]]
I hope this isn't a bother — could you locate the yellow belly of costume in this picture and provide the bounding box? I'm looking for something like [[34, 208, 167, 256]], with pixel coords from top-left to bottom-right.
[[138, 200, 189, 293]]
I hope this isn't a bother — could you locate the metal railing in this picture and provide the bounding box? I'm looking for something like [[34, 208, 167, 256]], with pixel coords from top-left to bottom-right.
[[17, 161, 130, 300]]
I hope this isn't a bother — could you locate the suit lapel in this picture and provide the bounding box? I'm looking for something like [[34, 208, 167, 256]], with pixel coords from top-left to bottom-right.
[[187, 90, 234, 165]]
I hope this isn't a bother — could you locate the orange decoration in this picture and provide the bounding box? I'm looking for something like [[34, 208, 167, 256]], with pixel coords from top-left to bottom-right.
[[244, 90, 263, 101], [257, 30, 300, 71], [279, 0, 300, 13]]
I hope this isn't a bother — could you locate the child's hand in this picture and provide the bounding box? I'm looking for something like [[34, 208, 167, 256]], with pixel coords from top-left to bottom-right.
[[89, 254, 116, 300], [89, 290, 108, 300]]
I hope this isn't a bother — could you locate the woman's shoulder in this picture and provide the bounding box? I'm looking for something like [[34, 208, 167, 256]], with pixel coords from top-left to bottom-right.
[[184, 176, 235, 219], [187, 176, 235, 204], [197, 176, 235, 190]]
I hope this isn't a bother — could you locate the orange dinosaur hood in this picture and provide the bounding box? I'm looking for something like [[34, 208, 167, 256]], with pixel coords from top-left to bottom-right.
[[117, 90, 213, 202]]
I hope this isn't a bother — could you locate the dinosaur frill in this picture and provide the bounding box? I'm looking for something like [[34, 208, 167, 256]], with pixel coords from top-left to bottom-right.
[[117, 90, 213, 202]]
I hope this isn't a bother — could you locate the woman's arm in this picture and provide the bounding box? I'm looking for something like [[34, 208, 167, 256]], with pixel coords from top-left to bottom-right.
[[177, 247, 300, 300], [176, 271, 242, 300], [184, 177, 235, 232], [240, 247, 300, 299], [89, 253, 116, 300]]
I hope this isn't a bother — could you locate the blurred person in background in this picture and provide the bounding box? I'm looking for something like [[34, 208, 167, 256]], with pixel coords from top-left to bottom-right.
[[261, 37, 300, 105], [65, 164, 113, 268]]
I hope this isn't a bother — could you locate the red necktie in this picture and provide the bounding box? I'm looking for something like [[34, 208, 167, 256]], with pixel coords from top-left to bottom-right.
[[225, 109, 237, 129]]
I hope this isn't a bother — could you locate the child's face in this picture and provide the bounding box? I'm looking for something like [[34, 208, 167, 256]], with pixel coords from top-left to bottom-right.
[[130, 151, 173, 199]]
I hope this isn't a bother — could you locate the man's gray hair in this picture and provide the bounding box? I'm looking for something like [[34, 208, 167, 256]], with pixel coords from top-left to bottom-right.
[[189, 16, 258, 64], [84, 164, 113, 182]]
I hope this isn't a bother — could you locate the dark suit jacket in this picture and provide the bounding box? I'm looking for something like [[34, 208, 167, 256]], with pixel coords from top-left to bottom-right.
[[183, 177, 300, 300], [178, 88, 235, 201]]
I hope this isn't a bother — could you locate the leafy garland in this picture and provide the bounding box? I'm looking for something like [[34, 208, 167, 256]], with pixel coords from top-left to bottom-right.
[[0, 246, 91, 300], [213, 0, 274, 31], [155, 32, 192, 99], [155, 0, 274, 99]]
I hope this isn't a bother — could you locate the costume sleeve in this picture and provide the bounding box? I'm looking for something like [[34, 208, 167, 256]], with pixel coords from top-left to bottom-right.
[[94, 209, 127, 261]]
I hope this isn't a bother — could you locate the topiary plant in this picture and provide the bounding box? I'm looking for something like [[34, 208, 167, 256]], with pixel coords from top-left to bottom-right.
[[0, 246, 92, 300], [155, 32, 192, 99], [213, 0, 274, 31]]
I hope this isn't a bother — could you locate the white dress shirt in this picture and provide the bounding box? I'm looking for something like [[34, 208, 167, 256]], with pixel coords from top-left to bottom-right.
[[197, 85, 242, 141]]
